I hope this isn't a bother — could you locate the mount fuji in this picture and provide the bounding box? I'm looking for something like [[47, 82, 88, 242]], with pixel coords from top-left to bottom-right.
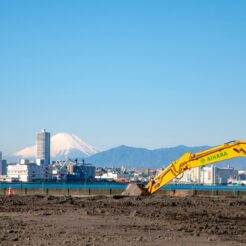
[[13, 133, 99, 160]]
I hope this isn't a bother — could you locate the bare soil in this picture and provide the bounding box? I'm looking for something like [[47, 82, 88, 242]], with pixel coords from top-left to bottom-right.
[[0, 195, 245, 245]]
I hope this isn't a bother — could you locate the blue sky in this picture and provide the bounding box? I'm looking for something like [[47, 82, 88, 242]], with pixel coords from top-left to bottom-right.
[[0, 1, 246, 153]]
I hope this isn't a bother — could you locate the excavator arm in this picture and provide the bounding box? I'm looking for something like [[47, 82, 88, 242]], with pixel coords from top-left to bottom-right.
[[143, 140, 246, 194]]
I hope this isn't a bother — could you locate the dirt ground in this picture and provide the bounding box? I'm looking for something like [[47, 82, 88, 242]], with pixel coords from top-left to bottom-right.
[[0, 195, 245, 246]]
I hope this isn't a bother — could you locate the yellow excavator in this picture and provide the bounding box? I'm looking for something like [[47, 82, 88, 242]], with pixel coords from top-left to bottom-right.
[[123, 140, 246, 196]]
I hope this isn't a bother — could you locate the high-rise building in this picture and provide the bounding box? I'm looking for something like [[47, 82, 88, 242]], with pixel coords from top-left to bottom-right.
[[37, 129, 51, 165], [0, 151, 2, 175], [2, 160, 7, 175]]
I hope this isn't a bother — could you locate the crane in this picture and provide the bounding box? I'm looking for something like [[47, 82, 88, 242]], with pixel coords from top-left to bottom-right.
[[123, 140, 246, 196]]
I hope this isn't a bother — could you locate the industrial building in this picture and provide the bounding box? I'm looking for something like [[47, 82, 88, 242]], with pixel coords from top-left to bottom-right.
[[53, 160, 96, 182], [37, 129, 50, 165], [66, 162, 96, 182]]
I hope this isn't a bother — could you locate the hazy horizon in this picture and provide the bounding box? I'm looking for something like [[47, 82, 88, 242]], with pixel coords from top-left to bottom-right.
[[2, 130, 218, 157]]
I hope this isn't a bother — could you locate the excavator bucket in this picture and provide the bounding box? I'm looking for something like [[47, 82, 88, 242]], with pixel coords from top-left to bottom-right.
[[121, 183, 145, 196]]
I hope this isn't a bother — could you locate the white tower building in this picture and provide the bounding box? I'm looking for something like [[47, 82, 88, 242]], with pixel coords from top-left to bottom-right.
[[37, 129, 50, 165]]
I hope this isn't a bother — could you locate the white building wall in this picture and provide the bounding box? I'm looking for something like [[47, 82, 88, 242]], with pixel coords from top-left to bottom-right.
[[176, 167, 202, 183], [7, 163, 42, 182], [202, 166, 214, 184]]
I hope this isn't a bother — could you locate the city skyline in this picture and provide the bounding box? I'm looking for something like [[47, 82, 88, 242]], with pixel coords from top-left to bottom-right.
[[1, 1, 246, 153]]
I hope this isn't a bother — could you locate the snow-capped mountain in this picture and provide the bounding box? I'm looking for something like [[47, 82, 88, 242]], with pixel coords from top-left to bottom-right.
[[14, 133, 99, 160]]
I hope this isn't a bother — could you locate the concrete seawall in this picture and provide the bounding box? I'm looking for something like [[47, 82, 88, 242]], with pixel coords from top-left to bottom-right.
[[0, 188, 246, 197], [155, 189, 246, 197]]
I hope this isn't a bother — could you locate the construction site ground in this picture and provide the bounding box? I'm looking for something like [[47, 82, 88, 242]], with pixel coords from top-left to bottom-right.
[[0, 194, 245, 245]]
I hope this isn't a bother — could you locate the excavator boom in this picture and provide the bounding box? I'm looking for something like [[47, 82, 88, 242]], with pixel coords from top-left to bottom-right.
[[123, 140, 246, 196]]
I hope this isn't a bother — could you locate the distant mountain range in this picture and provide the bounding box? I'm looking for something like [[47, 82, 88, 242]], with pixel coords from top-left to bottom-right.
[[7, 134, 246, 169], [86, 145, 246, 169]]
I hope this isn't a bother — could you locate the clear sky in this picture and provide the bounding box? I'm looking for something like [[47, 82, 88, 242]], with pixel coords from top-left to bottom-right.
[[0, 1, 246, 154]]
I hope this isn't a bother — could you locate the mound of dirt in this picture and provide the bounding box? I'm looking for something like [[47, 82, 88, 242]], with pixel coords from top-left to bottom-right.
[[121, 183, 143, 196]]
